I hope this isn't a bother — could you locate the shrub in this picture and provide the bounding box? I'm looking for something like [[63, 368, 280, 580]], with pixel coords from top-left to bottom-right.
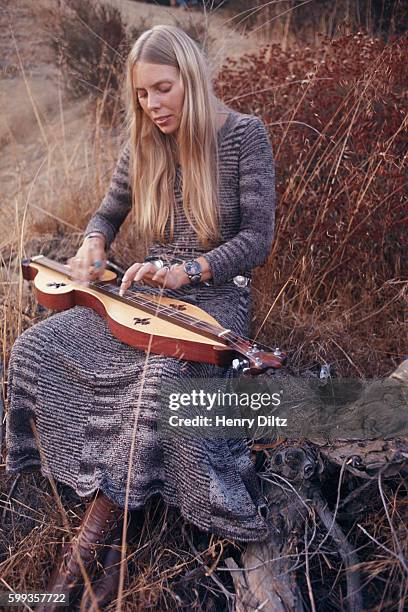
[[224, 0, 408, 40], [48, 0, 215, 122], [48, 0, 147, 121], [215, 31, 407, 376]]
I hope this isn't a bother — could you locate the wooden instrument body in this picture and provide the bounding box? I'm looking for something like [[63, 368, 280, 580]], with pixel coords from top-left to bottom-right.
[[22, 260, 234, 366]]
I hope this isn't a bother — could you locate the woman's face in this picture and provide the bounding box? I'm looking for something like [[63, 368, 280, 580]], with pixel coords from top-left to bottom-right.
[[133, 62, 185, 135]]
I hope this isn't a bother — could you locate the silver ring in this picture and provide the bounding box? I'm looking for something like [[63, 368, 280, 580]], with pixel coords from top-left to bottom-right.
[[144, 258, 165, 270], [233, 275, 251, 287]]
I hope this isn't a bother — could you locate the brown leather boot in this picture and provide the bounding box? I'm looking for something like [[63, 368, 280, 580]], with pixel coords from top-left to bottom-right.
[[79, 523, 127, 611], [79, 508, 144, 610], [36, 491, 124, 612]]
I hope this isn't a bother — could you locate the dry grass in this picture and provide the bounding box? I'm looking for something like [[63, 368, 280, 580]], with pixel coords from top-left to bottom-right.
[[1, 468, 242, 609], [0, 1, 407, 610]]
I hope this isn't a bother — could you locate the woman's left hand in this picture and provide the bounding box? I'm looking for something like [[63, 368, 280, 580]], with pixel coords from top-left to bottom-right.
[[119, 262, 188, 296]]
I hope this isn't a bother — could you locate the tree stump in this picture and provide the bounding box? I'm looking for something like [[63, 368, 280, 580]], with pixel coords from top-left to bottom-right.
[[225, 361, 408, 611]]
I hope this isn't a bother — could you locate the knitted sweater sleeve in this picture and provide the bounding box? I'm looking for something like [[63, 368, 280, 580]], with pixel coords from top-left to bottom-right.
[[203, 117, 276, 286], [83, 143, 132, 249]]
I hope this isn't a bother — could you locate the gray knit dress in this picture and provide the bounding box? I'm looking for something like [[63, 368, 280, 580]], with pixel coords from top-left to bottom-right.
[[5, 108, 276, 543]]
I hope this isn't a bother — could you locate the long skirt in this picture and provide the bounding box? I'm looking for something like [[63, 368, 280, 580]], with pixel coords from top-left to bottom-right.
[[5, 281, 272, 542]]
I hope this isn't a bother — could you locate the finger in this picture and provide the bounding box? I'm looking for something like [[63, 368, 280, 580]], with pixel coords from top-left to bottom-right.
[[119, 277, 131, 297], [76, 245, 92, 284], [136, 271, 159, 288], [123, 262, 144, 281], [70, 256, 85, 284], [140, 277, 157, 288], [119, 263, 144, 296], [78, 254, 90, 285], [84, 244, 99, 278], [68, 255, 80, 273], [151, 267, 170, 284], [134, 262, 156, 283]]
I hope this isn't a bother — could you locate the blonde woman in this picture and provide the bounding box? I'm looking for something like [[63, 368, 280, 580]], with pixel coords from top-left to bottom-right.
[[5, 25, 276, 608]]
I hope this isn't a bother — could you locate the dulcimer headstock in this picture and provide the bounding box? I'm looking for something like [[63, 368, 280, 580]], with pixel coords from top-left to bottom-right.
[[229, 338, 287, 376]]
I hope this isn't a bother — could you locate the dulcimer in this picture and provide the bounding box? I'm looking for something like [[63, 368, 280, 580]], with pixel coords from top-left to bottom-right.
[[22, 255, 286, 375]]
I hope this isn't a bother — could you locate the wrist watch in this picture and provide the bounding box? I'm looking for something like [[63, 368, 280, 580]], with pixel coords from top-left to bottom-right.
[[183, 260, 202, 285]]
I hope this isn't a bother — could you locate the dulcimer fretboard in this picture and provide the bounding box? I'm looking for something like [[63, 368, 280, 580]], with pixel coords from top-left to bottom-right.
[[32, 255, 238, 347]]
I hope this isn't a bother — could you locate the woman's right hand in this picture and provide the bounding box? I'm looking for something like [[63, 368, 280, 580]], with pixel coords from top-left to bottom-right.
[[68, 235, 107, 285]]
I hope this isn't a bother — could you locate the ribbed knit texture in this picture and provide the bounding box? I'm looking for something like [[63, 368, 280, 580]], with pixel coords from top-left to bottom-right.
[[6, 108, 276, 542], [84, 109, 275, 284]]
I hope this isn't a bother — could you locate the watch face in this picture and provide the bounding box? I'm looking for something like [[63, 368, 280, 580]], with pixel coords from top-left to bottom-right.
[[183, 260, 202, 285], [184, 260, 201, 276]]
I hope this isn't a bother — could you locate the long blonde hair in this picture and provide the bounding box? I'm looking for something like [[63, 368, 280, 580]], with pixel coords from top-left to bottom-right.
[[125, 25, 228, 247]]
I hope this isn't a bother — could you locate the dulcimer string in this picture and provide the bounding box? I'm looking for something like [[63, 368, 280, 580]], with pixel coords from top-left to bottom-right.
[[117, 284, 277, 356], [93, 282, 251, 357], [30, 255, 275, 359]]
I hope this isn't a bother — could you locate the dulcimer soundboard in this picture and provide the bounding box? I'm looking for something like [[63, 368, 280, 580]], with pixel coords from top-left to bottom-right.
[[22, 255, 286, 375]]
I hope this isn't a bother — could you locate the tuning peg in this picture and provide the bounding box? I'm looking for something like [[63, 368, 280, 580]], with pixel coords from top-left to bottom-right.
[[232, 357, 249, 373], [246, 343, 260, 356]]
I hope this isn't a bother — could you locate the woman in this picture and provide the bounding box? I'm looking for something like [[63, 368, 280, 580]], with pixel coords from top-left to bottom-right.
[[5, 24, 276, 608]]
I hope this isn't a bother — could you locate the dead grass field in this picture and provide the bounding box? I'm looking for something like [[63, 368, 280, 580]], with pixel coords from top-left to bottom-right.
[[1, 1, 407, 610]]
